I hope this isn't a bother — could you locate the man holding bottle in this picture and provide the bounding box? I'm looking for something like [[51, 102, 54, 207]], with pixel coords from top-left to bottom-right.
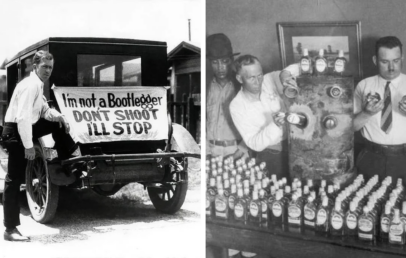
[[230, 55, 289, 180], [354, 36, 406, 180]]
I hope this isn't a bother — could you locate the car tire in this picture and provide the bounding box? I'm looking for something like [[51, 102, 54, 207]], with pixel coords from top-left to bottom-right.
[[147, 159, 188, 214], [25, 143, 59, 224]]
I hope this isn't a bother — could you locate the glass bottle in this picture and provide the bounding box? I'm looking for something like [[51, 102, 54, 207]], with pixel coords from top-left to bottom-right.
[[314, 49, 328, 76], [228, 184, 238, 222], [380, 203, 392, 242], [206, 178, 217, 219], [223, 179, 231, 198], [288, 193, 303, 229], [234, 187, 249, 225], [389, 208, 405, 245], [315, 196, 331, 235], [333, 50, 347, 76], [304, 195, 317, 230], [214, 188, 229, 220], [358, 206, 376, 242], [270, 190, 287, 228], [299, 48, 313, 75], [259, 189, 268, 228], [345, 201, 359, 237], [330, 199, 345, 237], [400, 201, 406, 226], [267, 186, 277, 224], [249, 190, 262, 226]]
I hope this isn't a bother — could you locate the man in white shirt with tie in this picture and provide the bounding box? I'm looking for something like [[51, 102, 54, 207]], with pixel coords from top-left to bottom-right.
[[354, 36, 406, 180], [2, 50, 75, 241]]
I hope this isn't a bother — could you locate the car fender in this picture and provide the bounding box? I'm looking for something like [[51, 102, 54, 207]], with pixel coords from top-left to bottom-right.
[[170, 123, 200, 173]]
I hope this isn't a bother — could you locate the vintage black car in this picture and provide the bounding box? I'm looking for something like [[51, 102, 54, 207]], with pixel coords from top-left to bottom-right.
[[0, 37, 200, 223]]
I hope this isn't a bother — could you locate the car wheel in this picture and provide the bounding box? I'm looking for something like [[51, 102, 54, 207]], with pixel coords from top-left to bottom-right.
[[92, 184, 125, 196], [147, 159, 188, 214], [25, 143, 59, 224]]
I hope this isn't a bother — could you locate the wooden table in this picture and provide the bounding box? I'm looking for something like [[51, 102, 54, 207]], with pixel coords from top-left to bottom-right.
[[207, 218, 406, 258]]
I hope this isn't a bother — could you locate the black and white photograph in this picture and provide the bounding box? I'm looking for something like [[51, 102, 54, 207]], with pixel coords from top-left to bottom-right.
[[0, 1, 203, 258], [206, 1, 406, 258]]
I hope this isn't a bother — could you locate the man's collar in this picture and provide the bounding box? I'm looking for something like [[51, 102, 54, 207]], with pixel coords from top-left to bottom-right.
[[378, 73, 403, 86]]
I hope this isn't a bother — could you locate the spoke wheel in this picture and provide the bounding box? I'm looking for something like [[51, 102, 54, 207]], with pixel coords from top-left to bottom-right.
[[92, 184, 125, 197], [25, 143, 59, 224], [147, 160, 188, 214]]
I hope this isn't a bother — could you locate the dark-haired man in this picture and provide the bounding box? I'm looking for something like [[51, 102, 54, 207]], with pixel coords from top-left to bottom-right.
[[206, 33, 248, 159], [354, 36, 406, 180], [2, 50, 77, 241]]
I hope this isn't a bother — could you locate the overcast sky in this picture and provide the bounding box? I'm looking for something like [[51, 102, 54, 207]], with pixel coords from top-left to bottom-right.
[[0, 0, 202, 66]]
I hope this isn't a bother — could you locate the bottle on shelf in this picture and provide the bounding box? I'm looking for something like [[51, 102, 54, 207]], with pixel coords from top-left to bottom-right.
[[304, 195, 317, 230], [269, 190, 287, 229], [299, 48, 313, 75], [333, 50, 347, 76], [379, 203, 392, 242], [330, 199, 345, 237], [314, 49, 328, 76], [206, 178, 217, 219], [249, 190, 262, 226], [214, 188, 229, 220], [344, 201, 359, 237], [259, 189, 268, 228], [357, 206, 376, 242], [389, 208, 405, 245], [288, 193, 303, 229], [234, 187, 249, 225], [228, 184, 238, 222], [315, 196, 331, 235]]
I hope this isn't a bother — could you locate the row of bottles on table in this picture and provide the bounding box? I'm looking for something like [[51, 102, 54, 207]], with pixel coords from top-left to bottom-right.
[[206, 157, 406, 246], [299, 48, 347, 76]]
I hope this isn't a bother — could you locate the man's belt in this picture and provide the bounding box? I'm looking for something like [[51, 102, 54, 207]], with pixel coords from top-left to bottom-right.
[[209, 139, 239, 147], [364, 139, 406, 156]]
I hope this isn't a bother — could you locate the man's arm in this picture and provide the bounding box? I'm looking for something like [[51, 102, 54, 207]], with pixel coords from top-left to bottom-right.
[[41, 96, 70, 133], [353, 80, 384, 131], [230, 101, 283, 152]]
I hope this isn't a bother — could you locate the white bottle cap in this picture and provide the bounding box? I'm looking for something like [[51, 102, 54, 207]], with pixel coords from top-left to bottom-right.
[[303, 48, 309, 56], [338, 50, 344, 57], [319, 49, 324, 56]]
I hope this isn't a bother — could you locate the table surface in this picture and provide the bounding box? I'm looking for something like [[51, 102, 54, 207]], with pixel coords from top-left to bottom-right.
[[207, 218, 406, 258]]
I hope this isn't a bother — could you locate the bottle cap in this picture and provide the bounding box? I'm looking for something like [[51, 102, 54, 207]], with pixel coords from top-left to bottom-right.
[[259, 189, 265, 198], [218, 189, 224, 196], [303, 48, 309, 56], [338, 50, 344, 57], [322, 196, 328, 206], [285, 185, 291, 194], [349, 201, 356, 212], [231, 184, 237, 193], [319, 49, 324, 56], [252, 190, 259, 200], [321, 180, 326, 188], [209, 178, 216, 186], [363, 206, 369, 214], [224, 179, 230, 188]]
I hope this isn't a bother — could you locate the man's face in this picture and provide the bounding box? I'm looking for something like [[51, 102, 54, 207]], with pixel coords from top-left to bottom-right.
[[34, 59, 54, 82], [237, 60, 263, 95], [210, 57, 232, 80], [374, 46, 403, 81]]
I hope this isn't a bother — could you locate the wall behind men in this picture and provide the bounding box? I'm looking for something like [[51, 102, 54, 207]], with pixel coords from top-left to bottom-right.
[[206, 0, 406, 79]]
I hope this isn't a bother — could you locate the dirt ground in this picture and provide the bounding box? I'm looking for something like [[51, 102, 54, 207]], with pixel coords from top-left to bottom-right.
[[0, 184, 203, 258]]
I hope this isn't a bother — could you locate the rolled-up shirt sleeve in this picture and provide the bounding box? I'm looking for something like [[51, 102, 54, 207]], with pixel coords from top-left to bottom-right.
[[41, 96, 62, 122], [230, 102, 283, 152], [16, 85, 38, 149]]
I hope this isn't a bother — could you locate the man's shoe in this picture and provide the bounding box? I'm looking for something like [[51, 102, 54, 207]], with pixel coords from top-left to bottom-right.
[[4, 228, 30, 242]]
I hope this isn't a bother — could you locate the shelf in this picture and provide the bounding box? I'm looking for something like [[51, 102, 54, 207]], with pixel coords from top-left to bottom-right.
[[207, 218, 406, 258]]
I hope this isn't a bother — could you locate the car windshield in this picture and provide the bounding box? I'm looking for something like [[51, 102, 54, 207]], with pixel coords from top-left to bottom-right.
[[77, 55, 141, 87]]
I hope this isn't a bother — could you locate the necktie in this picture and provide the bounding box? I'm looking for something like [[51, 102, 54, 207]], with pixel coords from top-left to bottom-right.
[[381, 81, 392, 133]]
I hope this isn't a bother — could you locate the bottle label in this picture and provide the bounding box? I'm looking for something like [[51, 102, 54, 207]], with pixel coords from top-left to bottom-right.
[[288, 206, 301, 218], [359, 233, 373, 240], [261, 200, 267, 213], [272, 202, 282, 217], [316, 59, 327, 73], [380, 217, 390, 233], [250, 202, 259, 217], [316, 209, 327, 225], [234, 203, 244, 218], [334, 59, 345, 73], [288, 206, 301, 224], [301, 59, 310, 72], [304, 220, 315, 227], [331, 214, 343, 230], [215, 199, 227, 212], [229, 196, 236, 210], [346, 214, 357, 230], [358, 218, 373, 232], [304, 207, 315, 220], [389, 224, 404, 236]]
